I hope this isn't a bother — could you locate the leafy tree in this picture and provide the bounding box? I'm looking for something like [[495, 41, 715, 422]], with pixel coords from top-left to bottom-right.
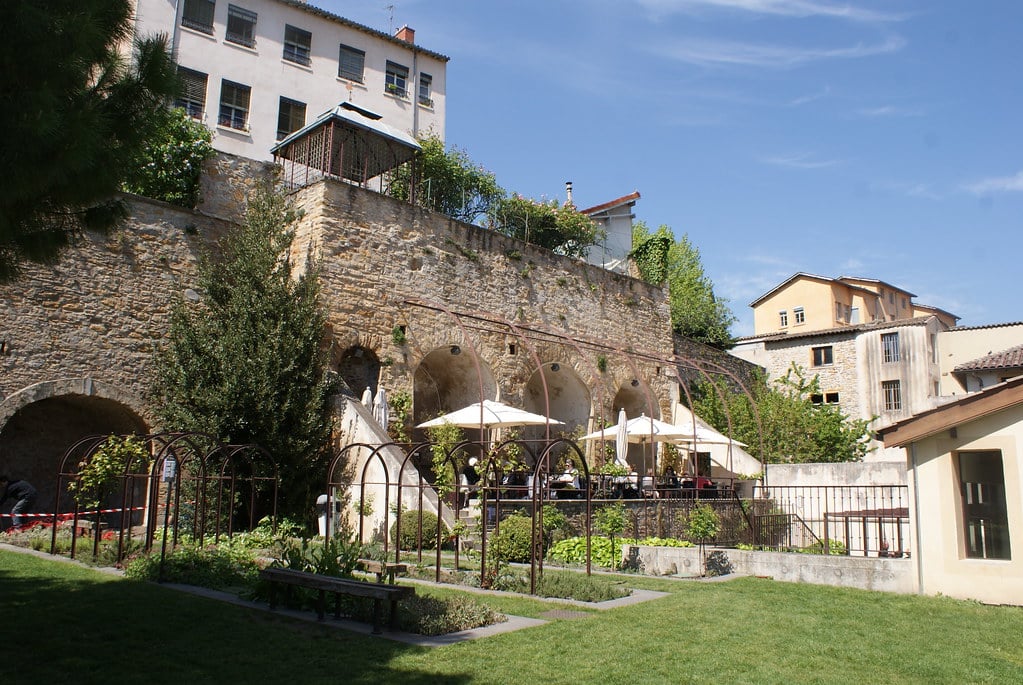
[[685, 503, 720, 576], [692, 364, 873, 464], [386, 133, 503, 224], [491, 195, 605, 258], [631, 222, 736, 349], [123, 107, 214, 208], [152, 186, 336, 521], [0, 0, 179, 282]]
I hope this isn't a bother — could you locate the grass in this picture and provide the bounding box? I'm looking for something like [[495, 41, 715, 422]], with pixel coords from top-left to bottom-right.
[[3, 548, 1023, 684]]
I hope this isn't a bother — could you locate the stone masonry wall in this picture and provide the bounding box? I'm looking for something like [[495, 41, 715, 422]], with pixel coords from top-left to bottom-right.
[[289, 178, 677, 418]]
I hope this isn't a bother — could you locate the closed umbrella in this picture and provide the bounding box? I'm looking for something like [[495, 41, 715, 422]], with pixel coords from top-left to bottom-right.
[[614, 409, 629, 469], [360, 386, 373, 406], [372, 387, 389, 431]]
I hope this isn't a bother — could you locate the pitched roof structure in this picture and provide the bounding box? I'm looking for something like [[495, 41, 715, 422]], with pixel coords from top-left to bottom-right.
[[579, 191, 641, 216], [954, 343, 1023, 373]]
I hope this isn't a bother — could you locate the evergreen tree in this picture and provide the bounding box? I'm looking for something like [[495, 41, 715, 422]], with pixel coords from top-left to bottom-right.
[[631, 222, 736, 349], [0, 0, 178, 281], [153, 186, 336, 521]]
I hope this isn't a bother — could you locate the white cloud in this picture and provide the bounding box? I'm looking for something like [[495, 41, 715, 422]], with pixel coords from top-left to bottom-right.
[[636, 0, 907, 23], [856, 105, 922, 118], [760, 152, 843, 169], [962, 171, 1023, 195], [788, 86, 832, 106], [657, 35, 905, 68]]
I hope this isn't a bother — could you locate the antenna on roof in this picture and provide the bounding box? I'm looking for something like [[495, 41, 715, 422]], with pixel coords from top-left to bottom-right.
[[385, 4, 395, 34]]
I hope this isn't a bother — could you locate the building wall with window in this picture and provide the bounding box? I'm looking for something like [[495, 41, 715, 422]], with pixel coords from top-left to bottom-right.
[[880, 378, 1023, 605], [132, 0, 447, 161], [937, 322, 1023, 396]]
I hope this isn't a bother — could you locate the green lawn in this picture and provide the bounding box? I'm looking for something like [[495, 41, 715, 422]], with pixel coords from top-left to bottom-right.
[[3, 549, 1022, 684]]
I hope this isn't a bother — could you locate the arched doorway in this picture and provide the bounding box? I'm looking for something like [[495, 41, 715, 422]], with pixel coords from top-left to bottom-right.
[[412, 345, 496, 440], [0, 383, 148, 520], [336, 345, 381, 398]]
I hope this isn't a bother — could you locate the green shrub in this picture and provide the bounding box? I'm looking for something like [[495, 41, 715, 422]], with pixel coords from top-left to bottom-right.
[[124, 545, 259, 589], [491, 514, 536, 563], [536, 571, 628, 602], [798, 538, 847, 555], [399, 595, 506, 636], [549, 536, 693, 569], [391, 510, 446, 551]]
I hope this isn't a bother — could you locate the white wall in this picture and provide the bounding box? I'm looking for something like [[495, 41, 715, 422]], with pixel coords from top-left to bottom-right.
[[134, 0, 446, 160]]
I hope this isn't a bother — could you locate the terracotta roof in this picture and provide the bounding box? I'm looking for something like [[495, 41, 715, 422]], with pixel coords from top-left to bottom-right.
[[748, 272, 882, 308], [579, 191, 640, 216], [949, 320, 1023, 332], [733, 315, 933, 345], [955, 343, 1023, 372], [837, 276, 916, 298]]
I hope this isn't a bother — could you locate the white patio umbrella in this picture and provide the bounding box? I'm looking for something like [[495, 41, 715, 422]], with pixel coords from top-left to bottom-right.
[[671, 421, 747, 447], [372, 387, 389, 431], [416, 399, 564, 430], [360, 386, 373, 406], [614, 409, 629, 469], [580, 414, 694, 476]]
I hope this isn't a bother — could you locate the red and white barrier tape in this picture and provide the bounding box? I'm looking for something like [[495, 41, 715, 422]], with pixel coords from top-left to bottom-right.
[[0, 506, 147, 519]]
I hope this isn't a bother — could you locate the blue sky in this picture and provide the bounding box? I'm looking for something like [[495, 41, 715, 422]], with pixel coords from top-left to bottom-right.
[[323, 1, 1022, 336]]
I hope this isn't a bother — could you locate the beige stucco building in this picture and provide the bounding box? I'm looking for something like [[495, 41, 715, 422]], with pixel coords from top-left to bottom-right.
[[131, 0, 448, 160], [880, 377, 1023, 605], [937, 322, 1023, 395]]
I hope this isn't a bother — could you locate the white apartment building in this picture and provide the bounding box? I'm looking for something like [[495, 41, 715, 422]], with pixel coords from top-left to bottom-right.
[[131, 0, 448, 161]]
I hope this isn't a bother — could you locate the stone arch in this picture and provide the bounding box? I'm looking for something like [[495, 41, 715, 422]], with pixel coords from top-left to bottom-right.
[[335, 345, 381, 398], [0, 379, 150, 518], [522, 362, 590, 440], [612, 379, 657, 473], [412, 345, 497, 439]]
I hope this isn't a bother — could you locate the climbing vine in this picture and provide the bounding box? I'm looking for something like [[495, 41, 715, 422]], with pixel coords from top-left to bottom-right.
[[67, 435, 150, 509]]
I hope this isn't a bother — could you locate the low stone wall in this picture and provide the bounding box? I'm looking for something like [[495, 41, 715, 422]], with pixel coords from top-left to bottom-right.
[[624, 544, 914, 594]]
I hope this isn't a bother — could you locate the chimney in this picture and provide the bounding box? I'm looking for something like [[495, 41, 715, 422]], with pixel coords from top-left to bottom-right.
[[395, 25, 415, 44], [565, 181, 574, 205]]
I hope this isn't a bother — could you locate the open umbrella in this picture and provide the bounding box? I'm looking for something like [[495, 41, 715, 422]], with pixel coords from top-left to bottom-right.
[[671, 421, 746, 447], [372, 387, 389, 431], [416, 399, 564, 429], [579, 414, 693, 444]]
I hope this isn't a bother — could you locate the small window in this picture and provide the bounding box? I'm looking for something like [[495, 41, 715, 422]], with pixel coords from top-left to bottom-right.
[[811, 393, 824, 405], [338, 44, 365, 82], [175, 67, 208, 119], [218, 79, 250, 130], [181, 0, 216, 34], [385, 61, 409, 97], [812, 346, 833, 367], [276, 97, 306, 140], [835, 302, 843, 322], [882, 380, 901, 411], [825, 392, 840, 404], [779, 310, 788, 327], [418, 73, 433, 106], [889, 291, 895, 304], [882, 332, 900, 363], [850, 306, 860, 324], [225, 5, 257, 48], [794, 306, 805, 325], [283, 25, 311, 66], [958, 451, 1011, 559]]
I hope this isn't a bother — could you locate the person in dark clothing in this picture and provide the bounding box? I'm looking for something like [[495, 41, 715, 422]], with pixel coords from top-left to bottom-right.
[[0, 475, 38, 530]]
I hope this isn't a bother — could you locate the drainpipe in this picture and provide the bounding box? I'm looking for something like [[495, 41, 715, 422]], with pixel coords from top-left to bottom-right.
[[910, 443, 924, 596]]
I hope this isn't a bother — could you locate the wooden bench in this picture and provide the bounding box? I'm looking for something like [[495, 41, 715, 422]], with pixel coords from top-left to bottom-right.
[[259, 567, 414, 634], [356, 559, 409, 585]]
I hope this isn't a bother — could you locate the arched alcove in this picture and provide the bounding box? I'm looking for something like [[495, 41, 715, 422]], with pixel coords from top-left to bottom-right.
[[0, 388, 148, 518], [412, 345, 497, 440], [522, 363, 590, 458], [336, 345, 381, 398]]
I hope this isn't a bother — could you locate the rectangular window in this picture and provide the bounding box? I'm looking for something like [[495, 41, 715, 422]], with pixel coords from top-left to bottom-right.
[[850, 306, 860, 324], [338, 44, 365, 82], [225, 5, 257, 48], [175, 67, 208, 119], [181, 0, 216, 34], [385, 60, 409, 97], [218, 80, 250, 130], [779, 310, 788, 327], [835, 302, 843, 322], [825, 392, 840, 404], [882, 332, 900, 363], [418, 73, 433, 105], [276, 97, 306, 140], [283, 25, 311, 66], [882, 380, 902, 411], [794, 306, 805, 325], [958, 451, 1011, 559], [812, 346, 833, 367]]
